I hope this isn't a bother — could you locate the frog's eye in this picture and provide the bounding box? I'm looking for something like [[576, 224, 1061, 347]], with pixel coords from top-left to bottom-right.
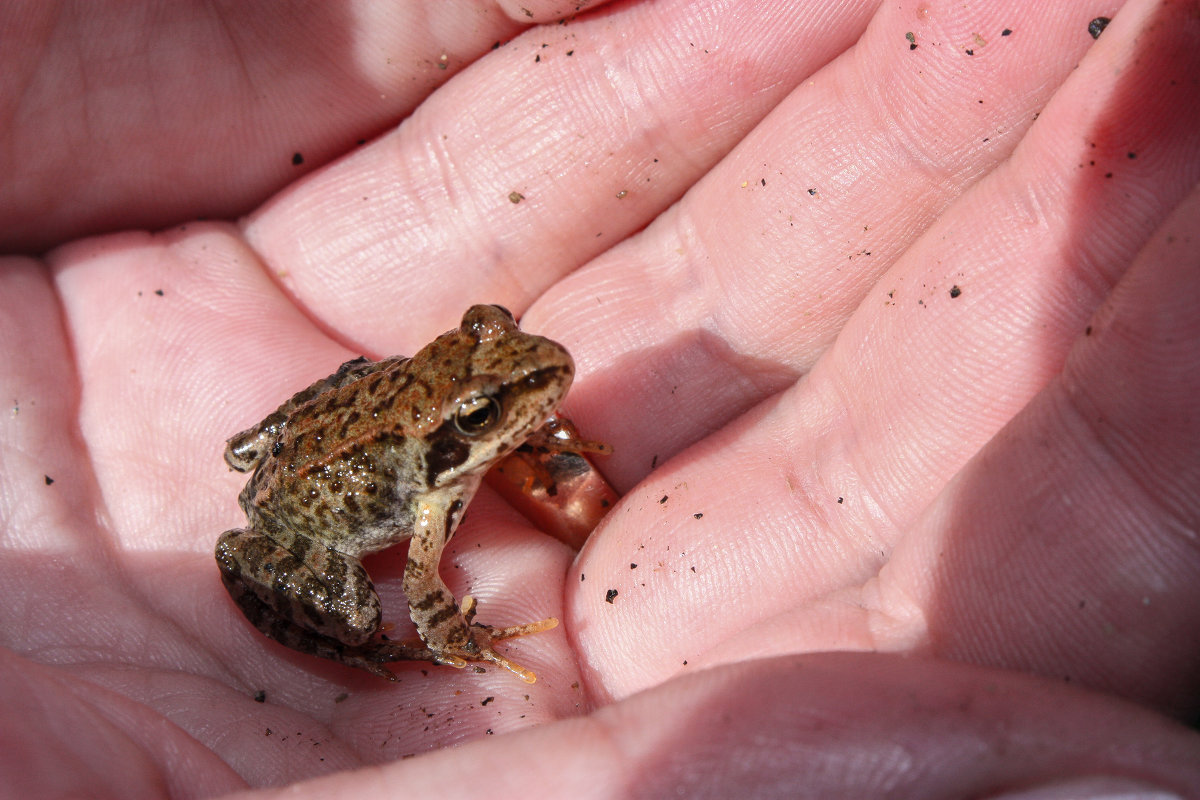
[[454, 395, 501, 436]]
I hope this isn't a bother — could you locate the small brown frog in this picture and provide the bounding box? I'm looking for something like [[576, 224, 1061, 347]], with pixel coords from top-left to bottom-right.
[[216, 305, 573, 683]]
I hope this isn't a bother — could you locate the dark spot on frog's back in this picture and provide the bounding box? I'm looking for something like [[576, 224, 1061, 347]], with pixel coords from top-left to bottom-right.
[[339, 411, 361, 438], [426, 431, 471, 484]]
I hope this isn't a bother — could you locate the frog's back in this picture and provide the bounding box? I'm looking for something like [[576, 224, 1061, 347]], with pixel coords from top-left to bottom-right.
[[224, 355, 392, 473], [239, 357, 431, 546], [275, 357, 433, 475]]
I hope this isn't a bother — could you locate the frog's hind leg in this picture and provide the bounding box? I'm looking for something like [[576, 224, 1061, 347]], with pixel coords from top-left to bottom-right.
[[215, 527, 423, 679]]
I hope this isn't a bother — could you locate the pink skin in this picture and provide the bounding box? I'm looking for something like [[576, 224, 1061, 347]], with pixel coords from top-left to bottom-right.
[[3, 0, 1199, 797]]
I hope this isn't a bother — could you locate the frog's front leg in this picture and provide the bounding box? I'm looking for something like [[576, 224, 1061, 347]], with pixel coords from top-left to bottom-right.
[[215, 524, 430, 679], [403, 493, 557, 683]]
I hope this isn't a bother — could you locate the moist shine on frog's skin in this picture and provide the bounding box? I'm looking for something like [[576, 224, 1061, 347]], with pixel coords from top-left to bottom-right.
[[215, 305, 572, 683]]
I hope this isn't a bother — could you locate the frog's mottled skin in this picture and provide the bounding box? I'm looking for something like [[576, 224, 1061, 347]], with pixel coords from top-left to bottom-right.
[[215, 305, 571, 683]]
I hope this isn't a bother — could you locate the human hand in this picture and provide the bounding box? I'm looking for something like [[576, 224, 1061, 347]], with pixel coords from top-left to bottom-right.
[[3, 0, 1198, 797]]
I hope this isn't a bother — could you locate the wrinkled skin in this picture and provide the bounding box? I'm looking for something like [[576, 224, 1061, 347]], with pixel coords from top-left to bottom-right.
[[3, 1, 1199, 798]]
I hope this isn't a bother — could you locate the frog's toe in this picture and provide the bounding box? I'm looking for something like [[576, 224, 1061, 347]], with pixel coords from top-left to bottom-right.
[[478, 648, 539, 684], [484, 615, 559, 642]]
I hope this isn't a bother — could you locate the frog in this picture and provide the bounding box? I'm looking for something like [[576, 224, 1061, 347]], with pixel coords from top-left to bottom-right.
[[215, 304, 574, 683]]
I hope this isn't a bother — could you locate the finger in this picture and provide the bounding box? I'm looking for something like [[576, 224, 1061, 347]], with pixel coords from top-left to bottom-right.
[[570, 0, 1200, 698], [2, 1, 601, 251], [877, 179, 1200, 718], [0, 648, 247, 797], [291, 653, 1200, 798], [0, 259, 87, 548], [244, 0, 879, 353], [0, 258, 112, 650], [50, 228, 345, 530], [699, 173, 1200, 719], [785, 0, 1200, 532], [545, 0, 1136, 483]]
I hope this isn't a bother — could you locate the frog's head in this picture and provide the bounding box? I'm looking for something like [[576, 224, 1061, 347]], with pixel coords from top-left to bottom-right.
[[417, 304, 575, 488]]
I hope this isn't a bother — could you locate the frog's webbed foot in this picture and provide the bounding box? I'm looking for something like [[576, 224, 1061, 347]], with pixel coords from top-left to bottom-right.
[[360, 599, 556, 681], [459, 595, 560, 644], [382, 595, 558, 683], [450, 595, 559, 683]]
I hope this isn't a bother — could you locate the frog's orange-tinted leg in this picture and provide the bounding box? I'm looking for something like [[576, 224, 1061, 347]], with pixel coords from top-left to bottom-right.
[[486, 414, 617, 549]]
